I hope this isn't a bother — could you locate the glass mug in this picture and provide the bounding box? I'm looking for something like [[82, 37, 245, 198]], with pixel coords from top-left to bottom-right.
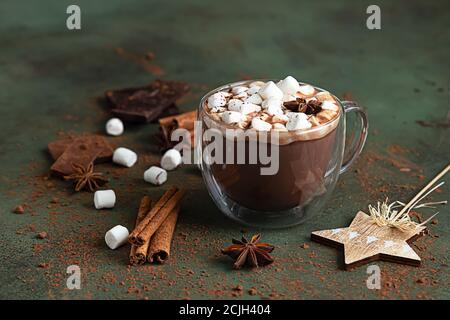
[[197, 80, 368, 228]]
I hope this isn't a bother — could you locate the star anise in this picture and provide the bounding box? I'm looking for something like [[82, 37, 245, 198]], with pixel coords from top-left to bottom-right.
[[283, 98, 322, 115], [64, 162, 108, 192], [221, 234, 274, 269]]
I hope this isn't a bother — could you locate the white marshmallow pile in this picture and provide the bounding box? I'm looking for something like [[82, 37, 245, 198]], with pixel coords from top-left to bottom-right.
[[94, 189, 116, 209], [113, 147, 137, 167], [105, 118, 124, 136], [205, 75, 340, 132], [105, 225, 129, 249]]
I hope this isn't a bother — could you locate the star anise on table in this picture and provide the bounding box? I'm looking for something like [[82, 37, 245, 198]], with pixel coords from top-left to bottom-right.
[[221, 234, 275, 269], [63, 163, 108, 192]]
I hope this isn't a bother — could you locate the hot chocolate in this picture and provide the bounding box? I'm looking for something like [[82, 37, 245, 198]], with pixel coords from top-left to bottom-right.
[[201, 76, 341, 212]]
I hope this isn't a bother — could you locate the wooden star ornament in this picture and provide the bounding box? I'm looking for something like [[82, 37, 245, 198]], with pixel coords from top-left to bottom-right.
[[311, 211, 425, 269], [312, 164, 449, 270]]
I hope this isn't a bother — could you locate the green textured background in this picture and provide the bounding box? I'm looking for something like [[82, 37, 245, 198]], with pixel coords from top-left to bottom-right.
[[0, 0, 449, 299]]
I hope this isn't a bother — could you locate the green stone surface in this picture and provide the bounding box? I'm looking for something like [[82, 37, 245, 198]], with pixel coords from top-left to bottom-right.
[[0, 0, 448, 299]]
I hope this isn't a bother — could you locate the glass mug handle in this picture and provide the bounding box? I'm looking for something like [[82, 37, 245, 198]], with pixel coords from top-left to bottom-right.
[[339, 101, 368, 174]]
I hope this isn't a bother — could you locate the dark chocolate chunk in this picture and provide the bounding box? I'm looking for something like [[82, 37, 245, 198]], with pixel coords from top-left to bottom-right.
[[105, 79, 189, 123], [48, 135, 113, 162], [50, 136, 113, 176]]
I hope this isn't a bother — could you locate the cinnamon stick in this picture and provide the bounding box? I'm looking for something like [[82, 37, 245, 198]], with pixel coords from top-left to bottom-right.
[[148, 205, 180, 264], [128, 186, 178, 245], [129, 196, 152, 265], [158, 110, 197, 150], [137, 188, 185, 245]]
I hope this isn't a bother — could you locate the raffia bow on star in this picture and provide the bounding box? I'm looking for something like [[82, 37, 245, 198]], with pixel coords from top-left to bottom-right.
[[369, 164, 449, 232]]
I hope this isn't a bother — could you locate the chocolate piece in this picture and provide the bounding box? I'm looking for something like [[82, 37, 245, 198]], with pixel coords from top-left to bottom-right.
[[50, 137, 112, 176], [105, 80, 190, 123], [48, 135, 113, 163]]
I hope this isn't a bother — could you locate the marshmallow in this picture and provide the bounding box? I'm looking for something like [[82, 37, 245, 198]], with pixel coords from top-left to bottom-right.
[[272, 114, 290, 123], [245, 94, 263, 105], [228, 99, 243, 111], [208, 92, 228, 108], [249, 81, 265, 88], [258, 81, 283, 100], [161, 149, 182, 171], [277, 76, 301, 95], [315, 91, 335, 102], [231, 86, 248, 95], [251, 117, 272, 131], [144, 166, 167, 185], [266, 104, 283, 116], [240, 102, 261, 115], [113, 147, 137, 167], [247, 86, 261, 95], [105, 225, 129, 250], [321, 101, 339, 111], [105, 118, 124, 136], [273, 123, 288, 131], [298, 85, 315, 96], [233, 91, 248, 99], [222, 111, 243, 124], [262, 97, 282, 109], [282, 94, 297, 102], [286, 113, 312, 131], [210, 106, 226, 113], [262, 98, 283, 116], [317, 109, 337, 123], [94, 190, 116, 209]]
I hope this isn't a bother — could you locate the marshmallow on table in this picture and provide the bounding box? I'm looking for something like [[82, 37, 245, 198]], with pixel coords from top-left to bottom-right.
[[94, 190, 116, 209], [105, 225, 129, 250], [161, 149, 182, 171], [251, 117, 272, 131], [208, 92, 228, 108], [258, 81, 283, 100], [277, 76, 301, 95], [105, 118, 124, 136], [222, 111, 243, 124], [113, 147, 137, 167], [286, 113, 312, 131], [144, 166, 167, 185]]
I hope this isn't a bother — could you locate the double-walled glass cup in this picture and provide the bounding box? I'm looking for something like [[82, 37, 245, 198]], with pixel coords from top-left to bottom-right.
[[197, 80, 368, 228]]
